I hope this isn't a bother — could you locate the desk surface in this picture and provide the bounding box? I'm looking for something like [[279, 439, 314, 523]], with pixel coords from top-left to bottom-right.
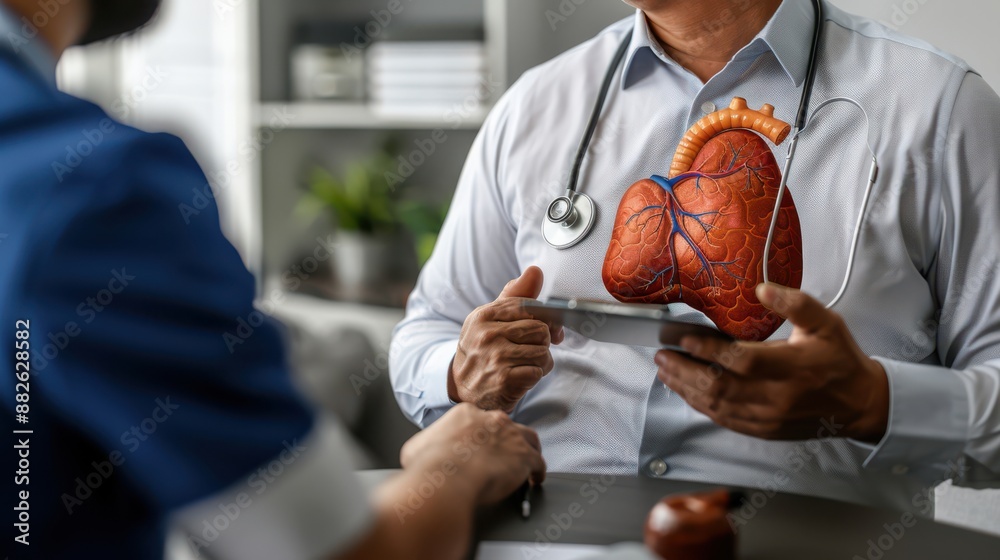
[[359, 470, 1000, 559]]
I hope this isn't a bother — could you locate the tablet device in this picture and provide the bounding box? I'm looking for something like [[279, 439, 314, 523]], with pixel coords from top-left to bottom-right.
[[522, 298, 732, 348]]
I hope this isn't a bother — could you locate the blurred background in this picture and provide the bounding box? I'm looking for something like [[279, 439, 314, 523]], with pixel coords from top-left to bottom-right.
[[55, 0, 1000, 538]]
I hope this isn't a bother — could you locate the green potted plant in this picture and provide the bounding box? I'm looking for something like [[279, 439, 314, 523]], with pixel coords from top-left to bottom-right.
[[296, 139, 453, 302], [396, 199, 449, 267], [296, 150, 403, 300]]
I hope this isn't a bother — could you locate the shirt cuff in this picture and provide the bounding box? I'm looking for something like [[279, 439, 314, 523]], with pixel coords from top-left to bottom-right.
[[393, 341, 458, 428], [849, 358, 969, 482], [418, 343, 460, 424], [171, 417, 373, 560]]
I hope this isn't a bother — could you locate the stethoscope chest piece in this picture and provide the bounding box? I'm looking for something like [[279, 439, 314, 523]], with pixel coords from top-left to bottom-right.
[[542, 191, 597, 249]]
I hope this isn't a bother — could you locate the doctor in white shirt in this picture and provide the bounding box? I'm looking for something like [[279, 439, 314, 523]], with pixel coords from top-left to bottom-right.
[[391, 0, 1000, 513]]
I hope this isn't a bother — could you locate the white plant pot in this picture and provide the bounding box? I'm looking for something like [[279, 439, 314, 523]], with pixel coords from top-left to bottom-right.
[[330, 231, 398, 300]]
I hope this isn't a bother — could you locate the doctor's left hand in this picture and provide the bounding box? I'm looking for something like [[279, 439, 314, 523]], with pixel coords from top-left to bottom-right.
[[655, 283, 890, 444]]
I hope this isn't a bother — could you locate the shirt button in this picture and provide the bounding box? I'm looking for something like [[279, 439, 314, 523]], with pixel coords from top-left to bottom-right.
[[700, 101, 716, 115], [649, 459, 669, 476], [891, 464, 909, 476]]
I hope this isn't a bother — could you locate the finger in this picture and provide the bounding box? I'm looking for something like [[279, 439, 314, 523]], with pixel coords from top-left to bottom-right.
[[526, 447, 547, 485], [655, 351, 774, 405], [501, 319, 552, 345], [505, 364, 548, 393], [515, 424, 542, 453], [488, 300, 564, 342], [656, 350, 727, 396], [500, 341, 553, 369], [756, 283, 831, 334], [713, 415, 786, 441], [499, 266, 544, 299], [676, 337, 801, 378], [659, 366, 781, 433], [678, 337, 746, 368]]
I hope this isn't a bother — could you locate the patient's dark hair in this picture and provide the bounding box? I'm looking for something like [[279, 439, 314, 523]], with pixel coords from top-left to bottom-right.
[[79, 0, 162, 45]]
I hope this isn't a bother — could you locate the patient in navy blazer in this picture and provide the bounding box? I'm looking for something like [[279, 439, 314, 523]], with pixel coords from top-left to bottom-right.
[[0, 1, 544, 559]]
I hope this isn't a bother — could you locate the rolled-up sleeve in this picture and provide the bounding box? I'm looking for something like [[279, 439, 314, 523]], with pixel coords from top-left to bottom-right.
[[390, 90, 522, 427], [858, 72, 1000, 485]]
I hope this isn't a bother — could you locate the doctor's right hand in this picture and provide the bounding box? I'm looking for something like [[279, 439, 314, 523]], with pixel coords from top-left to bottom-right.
[[448, 266, 564, 412]]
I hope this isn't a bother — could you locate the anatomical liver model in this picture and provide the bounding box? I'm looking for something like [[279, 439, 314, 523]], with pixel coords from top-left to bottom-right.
[[602, 98, 803, 341], [644, 489, 737, 560]]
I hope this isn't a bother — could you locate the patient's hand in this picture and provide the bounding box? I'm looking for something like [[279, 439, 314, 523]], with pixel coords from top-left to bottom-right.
[[400, 403, 546, 505], [655, 283, 890, 444], [449, 266, 564, 412]]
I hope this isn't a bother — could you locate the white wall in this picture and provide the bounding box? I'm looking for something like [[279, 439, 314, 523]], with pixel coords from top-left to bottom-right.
[[58, 1, 257, 268], [830, 0, 1000, 90]]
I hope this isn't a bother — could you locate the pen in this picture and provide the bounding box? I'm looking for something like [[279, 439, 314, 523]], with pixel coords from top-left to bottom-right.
[[521, 482, 533, 519]]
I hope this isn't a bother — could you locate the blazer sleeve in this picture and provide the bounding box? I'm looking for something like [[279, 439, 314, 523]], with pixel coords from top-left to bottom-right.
[[21, 129, 316, 513]]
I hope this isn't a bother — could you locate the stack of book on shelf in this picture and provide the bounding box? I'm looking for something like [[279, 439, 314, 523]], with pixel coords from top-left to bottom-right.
[[366, 27, 486, 120]]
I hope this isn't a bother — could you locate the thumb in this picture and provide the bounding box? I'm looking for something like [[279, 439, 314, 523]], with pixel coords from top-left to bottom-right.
[[755, 283, 830, 333], [499, 266, 544, 299]]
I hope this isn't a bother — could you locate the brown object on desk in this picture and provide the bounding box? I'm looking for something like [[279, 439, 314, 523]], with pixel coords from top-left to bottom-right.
[[643, 489, 736, 560]]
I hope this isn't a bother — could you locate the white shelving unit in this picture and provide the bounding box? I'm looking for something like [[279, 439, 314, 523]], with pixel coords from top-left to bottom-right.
[[241, 0, 634, 305], [254, 101, 489, 130]]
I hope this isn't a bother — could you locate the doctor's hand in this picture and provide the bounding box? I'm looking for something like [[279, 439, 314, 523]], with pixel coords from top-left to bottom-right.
[[449, 266, 564, 412], [655, 283, 890, 444]]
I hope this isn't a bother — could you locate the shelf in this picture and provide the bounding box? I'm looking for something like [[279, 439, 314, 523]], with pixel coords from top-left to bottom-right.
[[255, 101, 490, 130]]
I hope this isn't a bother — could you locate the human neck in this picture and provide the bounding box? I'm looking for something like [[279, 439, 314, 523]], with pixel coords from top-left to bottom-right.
[[2, 0, 89, 59], [643, 0, 783, 83]]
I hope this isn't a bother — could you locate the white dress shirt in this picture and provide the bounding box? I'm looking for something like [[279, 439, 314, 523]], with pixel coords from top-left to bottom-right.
[[390, 0, 1000, 513]]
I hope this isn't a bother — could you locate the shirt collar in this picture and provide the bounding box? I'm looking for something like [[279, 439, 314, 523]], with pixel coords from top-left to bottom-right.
[[622, 0, 817, 90], [0, 3, 58, 87]]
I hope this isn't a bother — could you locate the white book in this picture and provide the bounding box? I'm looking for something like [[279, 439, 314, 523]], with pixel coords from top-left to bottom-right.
[[368, 54, 484, 73], [370, 86, 482, 103], [369, 70, 484, 89], [368, 41, 484, 57]]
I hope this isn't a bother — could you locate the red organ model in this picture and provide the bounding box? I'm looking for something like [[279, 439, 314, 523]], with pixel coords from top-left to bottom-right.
[[602, 98, 803, 341]]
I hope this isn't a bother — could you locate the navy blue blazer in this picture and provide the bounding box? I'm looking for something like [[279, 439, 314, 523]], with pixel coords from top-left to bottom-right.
[[0, 48, 314, 559]]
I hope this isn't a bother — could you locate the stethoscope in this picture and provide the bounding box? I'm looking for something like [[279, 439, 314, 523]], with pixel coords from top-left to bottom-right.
[[542, 0, 879, 309]]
